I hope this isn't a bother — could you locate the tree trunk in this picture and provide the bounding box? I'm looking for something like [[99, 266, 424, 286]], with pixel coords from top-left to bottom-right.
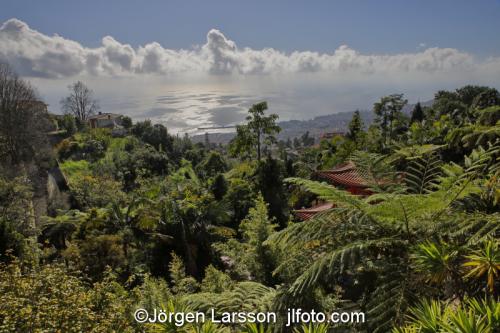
[[257, 131, 261, 161]]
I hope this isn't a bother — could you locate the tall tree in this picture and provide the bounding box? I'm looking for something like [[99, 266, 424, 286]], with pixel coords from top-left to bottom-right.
[[204, 132, 211, 149], [131, 120, 173, 153], [347, 110, 364, 141], [60, 81, 99, 121], [373, 94, 408, 147], [255, 157, 289, 227], [455, 85, 493, 107], [0, 63, 51, 165], [471, 87, 500, 110], [230, 102, 280, 161], [301, 131, 315, 147], [410, 102, 425, 124]]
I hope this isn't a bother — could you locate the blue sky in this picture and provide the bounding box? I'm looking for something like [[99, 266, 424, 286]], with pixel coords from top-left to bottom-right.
[[2, 0, 500, 56], [1, 1, 500, 133]]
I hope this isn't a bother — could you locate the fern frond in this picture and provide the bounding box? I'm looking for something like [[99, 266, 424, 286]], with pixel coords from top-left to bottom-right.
[[405, 153, 442, 194], [268, 208, 353, 247], [350, 151, 403, 193], [449, 213, 500, 245], [458, 142, 499, 186], [366, 190, 457, 227], [286, 178, 370, 213], [288, 237, 405, 297], [183, 282, 276, 314], [366, 262, 413, 333], [389, 144, 445, 162], [462, 125, 500, 148], [433, 142, 500, 218]]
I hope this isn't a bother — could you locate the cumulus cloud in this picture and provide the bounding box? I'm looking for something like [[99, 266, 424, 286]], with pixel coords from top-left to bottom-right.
[[0, 18, 496, 79]]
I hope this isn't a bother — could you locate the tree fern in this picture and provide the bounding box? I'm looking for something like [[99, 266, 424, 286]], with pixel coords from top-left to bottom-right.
[[274, 141, 500, 333], [350, 151, 401, 192], [389, 144, 444, 163], [268, 209, 364, 251], [285, 178, 371, 214], [361, 258, 414, 333], [405, 153, 442, 194], [432, 142, 499, 220], [288, 237, 406, 297], [183, 282, 276, 314]]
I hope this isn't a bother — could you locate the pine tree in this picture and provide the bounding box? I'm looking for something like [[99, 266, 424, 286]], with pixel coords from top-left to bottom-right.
[[347, 110, 364, 141], [410, 102, 425, 124], [301, 131, 315, 146]]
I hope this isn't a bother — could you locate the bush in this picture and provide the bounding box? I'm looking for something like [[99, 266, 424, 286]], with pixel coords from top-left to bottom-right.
[[0, 259, 136, 332]]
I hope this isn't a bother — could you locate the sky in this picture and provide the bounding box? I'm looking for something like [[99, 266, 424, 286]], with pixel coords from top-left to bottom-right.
[[1, 0, 500, 134]]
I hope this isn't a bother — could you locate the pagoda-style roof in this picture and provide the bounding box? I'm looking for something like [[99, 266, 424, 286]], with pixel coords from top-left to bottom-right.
[[316, 161, 369, 188], [293, 202, 334, 221]]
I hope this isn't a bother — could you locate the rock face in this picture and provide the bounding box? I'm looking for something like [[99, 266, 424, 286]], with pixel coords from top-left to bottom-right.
[[46, 165, 71, 216], [21, 162, 48, 229], [23, 162, 71, 227]]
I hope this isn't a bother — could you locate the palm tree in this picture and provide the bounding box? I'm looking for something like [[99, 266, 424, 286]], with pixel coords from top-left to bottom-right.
[[156, 161, 230, 277]]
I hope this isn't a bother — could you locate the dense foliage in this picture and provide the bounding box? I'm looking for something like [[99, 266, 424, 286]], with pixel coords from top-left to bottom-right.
[[0, 65, 498, 333]]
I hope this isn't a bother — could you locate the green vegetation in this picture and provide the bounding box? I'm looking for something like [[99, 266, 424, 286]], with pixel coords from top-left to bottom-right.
[[0, 63, 498, 332]]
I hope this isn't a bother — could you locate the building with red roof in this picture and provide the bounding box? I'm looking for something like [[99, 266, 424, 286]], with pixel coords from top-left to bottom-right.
[[315, 161, 373, 196], [293, 161, 373, 221], [293, 202, 334, 221]]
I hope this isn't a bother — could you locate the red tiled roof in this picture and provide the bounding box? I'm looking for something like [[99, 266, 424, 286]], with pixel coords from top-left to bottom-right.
[[316, 161, 369, 188], [293, 202, 334, 220]]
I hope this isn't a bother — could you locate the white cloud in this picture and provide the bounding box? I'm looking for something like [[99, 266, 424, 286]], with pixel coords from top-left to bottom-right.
[[0, 18, 497, 79]]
